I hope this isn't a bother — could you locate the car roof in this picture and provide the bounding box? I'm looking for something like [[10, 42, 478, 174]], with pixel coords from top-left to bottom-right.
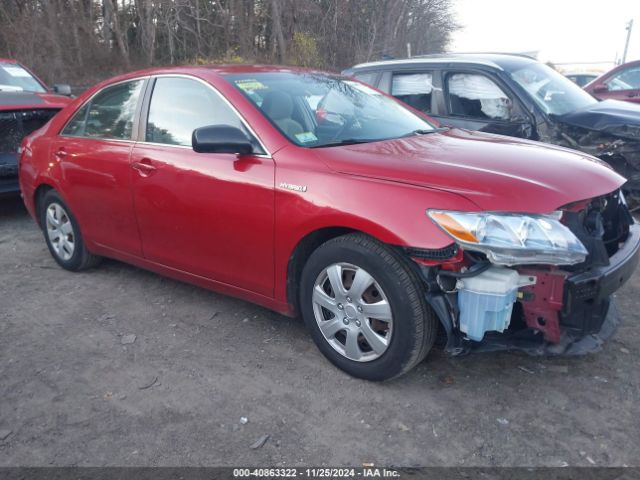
[[347, 53, 539, 72], [91, 64, 339, 90], [114, 64, 331, 79]]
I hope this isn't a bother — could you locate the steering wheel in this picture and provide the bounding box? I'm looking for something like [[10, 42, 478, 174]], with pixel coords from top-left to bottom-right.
[[328, 114, 357, 142]]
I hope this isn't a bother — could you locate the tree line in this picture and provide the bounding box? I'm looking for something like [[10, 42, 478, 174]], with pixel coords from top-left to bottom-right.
[[0, 0, 457, 87]]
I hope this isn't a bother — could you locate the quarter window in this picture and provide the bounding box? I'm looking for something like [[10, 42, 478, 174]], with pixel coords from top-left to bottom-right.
[[146, 77, 247, 147], [61, 104, 89, 136], [446, 73, 511, 121], [62, 79, 144, 139], [391, 72, 433, 113]]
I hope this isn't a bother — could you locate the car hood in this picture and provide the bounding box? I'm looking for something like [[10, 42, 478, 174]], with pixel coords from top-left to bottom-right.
[[316, 128, 625, 213], [556, 99, 640, 140], [0, 91, 71, 110]]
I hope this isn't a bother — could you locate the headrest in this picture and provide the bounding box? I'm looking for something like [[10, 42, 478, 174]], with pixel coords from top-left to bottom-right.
[[261, 91, 294, 120]]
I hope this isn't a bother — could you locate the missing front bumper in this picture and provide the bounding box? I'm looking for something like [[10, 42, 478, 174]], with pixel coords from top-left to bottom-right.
[[561, 223, 640, 337], [426, 224, 640, 356]]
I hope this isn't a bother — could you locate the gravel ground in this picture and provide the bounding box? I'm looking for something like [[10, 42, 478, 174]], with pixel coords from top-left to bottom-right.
[[0, 196, 639, 467]]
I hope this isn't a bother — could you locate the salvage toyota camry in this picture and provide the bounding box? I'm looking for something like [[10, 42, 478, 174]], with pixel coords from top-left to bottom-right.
[[19, 65, 640, 380]]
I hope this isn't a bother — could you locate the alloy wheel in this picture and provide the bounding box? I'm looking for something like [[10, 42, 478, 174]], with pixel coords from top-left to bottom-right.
[[312, 262, 393, 362], [45, 202, 75, 261]]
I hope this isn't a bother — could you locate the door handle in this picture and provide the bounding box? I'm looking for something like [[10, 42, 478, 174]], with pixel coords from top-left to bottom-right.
[[54, 148, 67, 160], [131, 159, 157, 176]]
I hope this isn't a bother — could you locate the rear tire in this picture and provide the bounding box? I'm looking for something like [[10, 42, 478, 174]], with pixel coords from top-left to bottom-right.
[[39, 190, 101, 271], [300, 233, 437, 381]]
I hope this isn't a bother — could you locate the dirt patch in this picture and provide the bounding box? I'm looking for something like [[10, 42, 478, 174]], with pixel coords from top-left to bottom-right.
[[1, 196, 639, 466]]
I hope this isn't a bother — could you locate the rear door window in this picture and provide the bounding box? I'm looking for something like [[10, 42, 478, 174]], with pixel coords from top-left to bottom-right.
[[391, 72, 433, 113], [62, 79, 145, 139], [446, 73, 512, 121]]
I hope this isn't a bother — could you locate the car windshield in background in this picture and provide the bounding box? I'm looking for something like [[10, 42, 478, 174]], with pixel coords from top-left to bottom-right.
[[225, 72, 435, 147], [508, 63, 597, 116], [0, 62, 46, 93]]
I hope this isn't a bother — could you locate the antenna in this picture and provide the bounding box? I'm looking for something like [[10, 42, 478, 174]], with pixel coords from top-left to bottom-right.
[[622, 19, 633, 64]]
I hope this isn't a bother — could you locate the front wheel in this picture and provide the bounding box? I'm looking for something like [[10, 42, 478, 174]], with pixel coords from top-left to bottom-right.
[[300, 233, 437, 381]]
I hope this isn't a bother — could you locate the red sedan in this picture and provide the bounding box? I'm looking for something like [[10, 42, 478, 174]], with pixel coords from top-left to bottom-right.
[[585, 60, 640, 104], [19, 65, 640, 380]]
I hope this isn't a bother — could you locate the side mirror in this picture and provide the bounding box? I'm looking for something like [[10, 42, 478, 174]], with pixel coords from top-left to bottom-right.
[[192, 125, 254, 155], [52, 84, 72, 96], [592, 83, 608, 94]]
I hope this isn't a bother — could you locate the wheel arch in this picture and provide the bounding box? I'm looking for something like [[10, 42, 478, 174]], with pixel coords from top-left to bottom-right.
[[33, 182, 56, 227], [286, 226, 387, 317]]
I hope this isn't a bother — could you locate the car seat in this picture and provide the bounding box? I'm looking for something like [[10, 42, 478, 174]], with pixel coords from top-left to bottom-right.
[[261, 91, 304, 138]]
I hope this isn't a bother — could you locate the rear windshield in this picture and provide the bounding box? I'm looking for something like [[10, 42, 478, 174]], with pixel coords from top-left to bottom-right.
[[225, 72, 435, 148], [0, 62, 46, 93]]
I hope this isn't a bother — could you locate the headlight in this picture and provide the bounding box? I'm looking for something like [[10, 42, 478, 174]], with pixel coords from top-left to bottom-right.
[[427, 210, 588, 266]]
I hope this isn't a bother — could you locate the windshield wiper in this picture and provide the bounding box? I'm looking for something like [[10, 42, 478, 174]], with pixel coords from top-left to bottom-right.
[[309, 127, 450, 148], [407, 127, 449, 136], [309, 138, 378, 148]]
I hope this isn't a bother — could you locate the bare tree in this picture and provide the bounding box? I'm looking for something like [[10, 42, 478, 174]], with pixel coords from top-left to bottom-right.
[[0, 0, 458, 87]]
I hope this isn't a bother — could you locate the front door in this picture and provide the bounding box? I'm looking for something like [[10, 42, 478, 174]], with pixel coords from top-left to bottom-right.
[[130, 76, 275, 296], [435, 71, 534, 139]]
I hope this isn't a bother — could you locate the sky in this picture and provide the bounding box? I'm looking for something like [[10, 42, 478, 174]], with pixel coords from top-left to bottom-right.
[[450, 0, 640, 71]]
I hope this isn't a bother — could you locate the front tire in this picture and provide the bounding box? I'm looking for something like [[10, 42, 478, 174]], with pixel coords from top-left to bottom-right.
[[39, 190, 101, 271], [300, 233, 437, 381]]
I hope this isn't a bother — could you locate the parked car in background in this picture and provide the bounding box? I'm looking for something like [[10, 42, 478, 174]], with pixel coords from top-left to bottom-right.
[[564, 71, 599, 87], [343, 54, 640, 201], [585, 60, 640, 104], [19, 65, 639, 380], [0, 59, 72, 195]]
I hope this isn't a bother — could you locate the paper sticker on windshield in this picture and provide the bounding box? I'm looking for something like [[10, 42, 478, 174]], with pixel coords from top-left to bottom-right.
[[295, 132, 318, 143], [2, 66, 31, 78], [235, 79, 267, 91]]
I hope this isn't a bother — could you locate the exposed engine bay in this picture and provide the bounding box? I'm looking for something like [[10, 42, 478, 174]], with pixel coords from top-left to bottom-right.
[[412, 189, 640, 356], [540, 107, 640, 207]]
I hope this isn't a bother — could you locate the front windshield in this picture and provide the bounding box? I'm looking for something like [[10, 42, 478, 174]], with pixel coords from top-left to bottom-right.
[[226, 72, 435, 147], [507, 63, 597, 116], [0, 62, 46, 93]]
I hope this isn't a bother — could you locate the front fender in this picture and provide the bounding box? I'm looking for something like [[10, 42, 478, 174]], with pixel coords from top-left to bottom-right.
[[273, 167, 479, 305]]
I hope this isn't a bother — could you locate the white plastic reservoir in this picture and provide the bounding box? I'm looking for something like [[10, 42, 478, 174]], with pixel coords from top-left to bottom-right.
[[457, 267, 521, 341]]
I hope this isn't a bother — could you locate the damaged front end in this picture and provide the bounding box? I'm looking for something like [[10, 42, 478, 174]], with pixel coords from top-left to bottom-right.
[[411, 189, 640, 356], [540, 102, 640, 201], [544, 123, 640, 197]]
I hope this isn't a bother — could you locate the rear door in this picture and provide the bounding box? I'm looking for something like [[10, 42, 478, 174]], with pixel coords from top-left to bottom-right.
[[50, 78, 147, 255], [129, 76, 275, 296], [389, 71, 436, 116], [436, 70, 534, 139]]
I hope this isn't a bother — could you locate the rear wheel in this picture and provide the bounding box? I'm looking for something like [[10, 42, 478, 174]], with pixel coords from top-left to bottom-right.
[[39, 190, 101, 271], [300, 233, 437, 381]]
